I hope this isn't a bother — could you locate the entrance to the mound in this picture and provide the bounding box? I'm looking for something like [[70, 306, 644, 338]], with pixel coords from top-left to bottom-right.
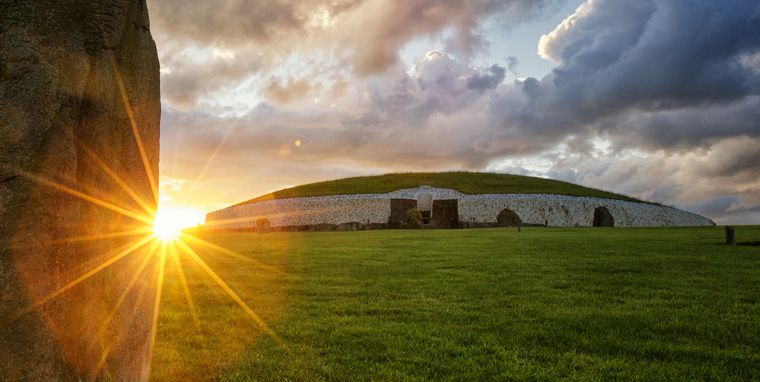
[[417, 193, 433, 224], [432, 199, 459, 228], [496, 208, 522, 227], [593, 206, 614, 227]]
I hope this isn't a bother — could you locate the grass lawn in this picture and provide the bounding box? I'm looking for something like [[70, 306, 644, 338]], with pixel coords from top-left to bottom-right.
[[237, 172, 643, 205], [152, 226, 760, 381]]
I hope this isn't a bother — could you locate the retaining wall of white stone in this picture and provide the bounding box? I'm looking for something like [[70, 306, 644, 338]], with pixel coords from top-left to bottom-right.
[[205, 186, 714, 229]]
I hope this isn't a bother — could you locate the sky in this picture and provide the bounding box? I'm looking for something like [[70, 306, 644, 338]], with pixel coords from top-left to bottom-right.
[[147, 0, 760, 225]]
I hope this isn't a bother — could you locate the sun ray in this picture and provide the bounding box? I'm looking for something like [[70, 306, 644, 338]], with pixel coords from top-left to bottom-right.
[[191, 125, 236, 189], [168, 241, 201, 330], [20, 170, 154, 226], [174, 238, 290, 353], [76, 140, 156, 216], [108, 53, 159, 205], [146, 242, 168, 378], [179, 233, 285, 276], [91, 241, 160, 379], [13, 235, 154, 319], [49, 228, 152, 245]]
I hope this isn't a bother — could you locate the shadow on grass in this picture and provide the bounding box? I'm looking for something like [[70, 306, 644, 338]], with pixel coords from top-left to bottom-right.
[[737, 241, 760, 247]]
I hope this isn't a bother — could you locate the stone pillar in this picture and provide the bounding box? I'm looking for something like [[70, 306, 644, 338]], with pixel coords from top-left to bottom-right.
[[1, 1, 160, 380], [725, 226, 736, 245]]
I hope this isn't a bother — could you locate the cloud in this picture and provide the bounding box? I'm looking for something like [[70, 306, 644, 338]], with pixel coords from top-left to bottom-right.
[[148, 1, 305, 47], [466, 64, 506, 90], [262, 76, 318, 104], [148, 0, 552, 108], [343, 0, 523, 74], [539, 135, 760, 224], [486, 0, 760, 156], [504, 56, 519, 76], [153, 0, 760, 223], [160, 52, 513, 178]]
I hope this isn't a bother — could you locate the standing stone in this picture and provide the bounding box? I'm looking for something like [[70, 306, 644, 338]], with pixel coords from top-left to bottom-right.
[[593, 206, 615, 227], [725, 226, 736, 245], [432, 199, 459, 229], [388, 199, 417, 228], [0, 1, 160, 380], [256, 218, 271, 233]]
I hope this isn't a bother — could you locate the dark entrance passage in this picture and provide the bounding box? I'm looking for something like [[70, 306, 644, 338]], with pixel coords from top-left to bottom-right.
[[593, 206, 614, 227], [496, 208, 522, 227], [432, 199, 459, 228], [388, 198, 417, 228]]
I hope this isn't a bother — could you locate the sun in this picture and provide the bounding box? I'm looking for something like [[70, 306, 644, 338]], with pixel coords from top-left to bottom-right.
[[152, 220, 181, 241], [152, 207, 206, 242]]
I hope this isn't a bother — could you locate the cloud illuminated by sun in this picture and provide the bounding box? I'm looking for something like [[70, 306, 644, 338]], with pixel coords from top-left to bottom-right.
[[152, 206, 206, 242]]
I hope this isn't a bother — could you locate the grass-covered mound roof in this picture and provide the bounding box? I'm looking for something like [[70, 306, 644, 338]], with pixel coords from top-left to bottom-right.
[[235, 172, 644, 206]]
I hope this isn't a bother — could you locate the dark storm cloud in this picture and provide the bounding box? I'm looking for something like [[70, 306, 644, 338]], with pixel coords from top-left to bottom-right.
[[487, 0, 760, 154], [466, 64, 506, 90], [610, 97, 760, 153]]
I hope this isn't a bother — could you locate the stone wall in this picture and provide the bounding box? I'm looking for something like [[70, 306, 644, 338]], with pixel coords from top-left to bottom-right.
[[206, 186, 714, 230], [457, 194, 713, 227], [208, 196, 390, 229]]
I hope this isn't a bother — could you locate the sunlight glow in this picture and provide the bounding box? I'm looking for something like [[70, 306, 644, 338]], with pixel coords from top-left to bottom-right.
[[152, 207, 204, 241], [8, 42, 289, 380]]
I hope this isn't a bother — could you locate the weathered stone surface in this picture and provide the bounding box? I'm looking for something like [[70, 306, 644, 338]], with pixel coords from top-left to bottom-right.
[[432, 199, 459, 228], [0, 1, 160, 380], [256, 218, 271, 233]]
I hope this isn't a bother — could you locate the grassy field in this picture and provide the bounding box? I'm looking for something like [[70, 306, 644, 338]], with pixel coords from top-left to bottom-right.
[[237, 172, 643, 205], [152, 226, 760, 381]]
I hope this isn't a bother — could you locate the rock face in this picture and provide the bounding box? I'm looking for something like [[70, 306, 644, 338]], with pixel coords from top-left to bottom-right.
[[0, 1, 160, 380]]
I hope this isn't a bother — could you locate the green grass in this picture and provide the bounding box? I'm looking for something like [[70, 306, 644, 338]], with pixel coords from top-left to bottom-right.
[[152, 226, 760, 381], [236, 172, 643, 205]]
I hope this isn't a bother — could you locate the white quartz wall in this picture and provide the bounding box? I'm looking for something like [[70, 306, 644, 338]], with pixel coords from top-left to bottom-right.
[[458, 194, 713, 227], [205, 186, 714, 229], [205, 197, 389, 229]]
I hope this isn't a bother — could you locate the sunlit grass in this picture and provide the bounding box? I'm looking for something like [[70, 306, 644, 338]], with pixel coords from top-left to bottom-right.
[[151, 233, 290, 381], [151, 226, 760, 381], [13, 169, 287, 380]]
